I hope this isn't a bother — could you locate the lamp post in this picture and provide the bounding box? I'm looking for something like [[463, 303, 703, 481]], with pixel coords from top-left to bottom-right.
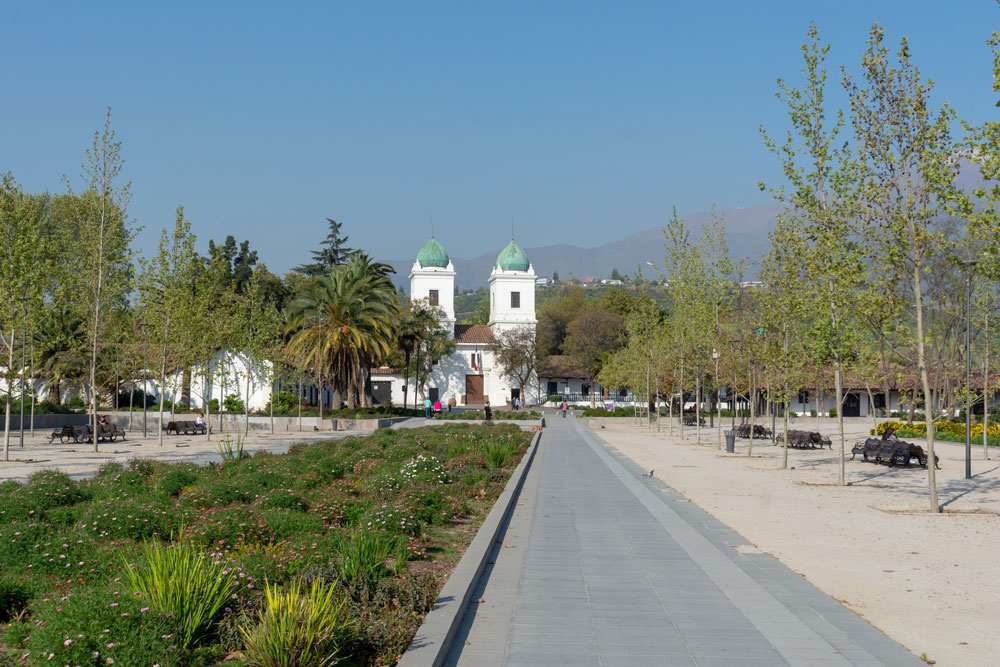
[[19, 297, 27, 448], [962, 261, 979, 479]]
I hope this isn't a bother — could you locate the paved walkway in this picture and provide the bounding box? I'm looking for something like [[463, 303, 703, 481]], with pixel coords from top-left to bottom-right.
[[448, 415, 920, 666]]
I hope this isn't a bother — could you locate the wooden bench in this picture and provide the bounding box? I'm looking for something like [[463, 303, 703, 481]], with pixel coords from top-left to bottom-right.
[[851, 438, 939, 469], [47, 422, 124, 444], [777, 430, 831, 449], [164, 420, 207, 435], [682, 414, 706, 426], [734, 423, 773, 440]]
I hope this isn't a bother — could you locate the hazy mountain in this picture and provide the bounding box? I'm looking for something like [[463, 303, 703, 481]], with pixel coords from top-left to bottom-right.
[[386, 202, 783, 292]]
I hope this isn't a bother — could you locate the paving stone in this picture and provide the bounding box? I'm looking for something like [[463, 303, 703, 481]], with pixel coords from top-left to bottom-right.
[[445, 417, 921, 666]]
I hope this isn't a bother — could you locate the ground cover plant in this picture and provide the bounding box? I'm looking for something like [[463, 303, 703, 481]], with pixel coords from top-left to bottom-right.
[[0, 423, 532, 666]]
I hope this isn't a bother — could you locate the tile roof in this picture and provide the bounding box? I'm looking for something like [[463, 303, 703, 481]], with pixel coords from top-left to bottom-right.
[[453, 324, 496, 345]]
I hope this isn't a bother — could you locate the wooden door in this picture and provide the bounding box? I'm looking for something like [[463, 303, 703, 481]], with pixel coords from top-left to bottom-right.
[[465, 375, 484, 404]]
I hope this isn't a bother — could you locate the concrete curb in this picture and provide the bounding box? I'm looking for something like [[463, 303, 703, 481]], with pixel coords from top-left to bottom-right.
[[397, 429, 542, 667]]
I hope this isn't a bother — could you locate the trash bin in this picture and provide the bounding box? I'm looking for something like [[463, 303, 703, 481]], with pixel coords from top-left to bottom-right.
[[724, 431, 736, 453]]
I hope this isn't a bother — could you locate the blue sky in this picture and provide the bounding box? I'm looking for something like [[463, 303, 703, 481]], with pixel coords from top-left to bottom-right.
[[3, 1, 998, 271]]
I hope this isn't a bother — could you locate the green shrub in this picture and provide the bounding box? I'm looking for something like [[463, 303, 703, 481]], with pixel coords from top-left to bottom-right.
[[65, 396, 86, 409], [483, 441, 517, 468], [224, 394, 246, 413], [78, 499, 175, 541], [549, 394, 562, 403], [160, 467, 199, 496], [333, 531, 403, 586], [4, 580, 185, 666], [241, 579, 354, 667], [810, 409, 817, 417], [124, 540, 240, 648], [0, 576, 31, 621], [828, 407, 838, 417]]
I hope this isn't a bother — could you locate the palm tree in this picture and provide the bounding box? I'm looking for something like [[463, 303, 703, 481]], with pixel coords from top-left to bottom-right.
[[284, 254, 398, 411], [396, 304, 438, 410], [35, 305, 88, 404]]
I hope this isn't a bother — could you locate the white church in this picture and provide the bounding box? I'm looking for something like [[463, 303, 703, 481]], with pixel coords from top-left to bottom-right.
[[371, 236, 539, 408]]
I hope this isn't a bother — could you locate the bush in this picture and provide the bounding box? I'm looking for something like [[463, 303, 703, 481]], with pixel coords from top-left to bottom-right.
[[65, 396, 86, 409], [241, 579, 354, 667], [208, 398, 220, 412], [0, 576, 31, 621], [828, 407, 838, 417], [483, 441, 517, 468], [116, 388, 157, 408], [4, 580, 185, 666], [810, 409, 817, 417], [333, 531, 406, 586], [124, 540, 240, 648], [224, 394, 246, 413], [549, 395, 562, 403]]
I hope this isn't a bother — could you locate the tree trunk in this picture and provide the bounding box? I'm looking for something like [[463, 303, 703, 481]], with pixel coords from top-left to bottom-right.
[[983, 313, 991, 459], [270, 378, 274, 434], [835, 364, 845, 486], [402, 349, 411, 411], [182, 367, 191, 406], [913, 257, 940, 512], [297, 376, 303, 432], [679, 355, 685, 440], [3, 327, 12, 461], [158, 339, 169, 447], [128, 382, 134, 431], [695, 374, 701, 445], [816, 385, 822, 427], [245, 362, 252, 437], [747, 369, 755, 457], [865, 380, 877, 434]]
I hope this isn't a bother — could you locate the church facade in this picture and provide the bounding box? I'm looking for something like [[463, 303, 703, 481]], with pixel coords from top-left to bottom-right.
[[372, 237, 539, 408]]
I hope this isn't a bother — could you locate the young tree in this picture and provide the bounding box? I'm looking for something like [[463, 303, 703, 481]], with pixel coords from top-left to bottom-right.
[[495, 325, 539, 405], [139, 206, 197, 446], [761, 24, 862, 484], [65, 109, 135, 452], [0, 174, 49, 461], [845, 24, 958, 510]]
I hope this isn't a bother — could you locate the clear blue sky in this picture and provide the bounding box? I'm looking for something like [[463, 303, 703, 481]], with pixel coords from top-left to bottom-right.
[[3, 0, 998, 271]]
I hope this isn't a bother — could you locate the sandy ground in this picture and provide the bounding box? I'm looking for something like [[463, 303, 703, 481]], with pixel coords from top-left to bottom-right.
[[0, 425, 368, 482], [594, 416, 999, 667]]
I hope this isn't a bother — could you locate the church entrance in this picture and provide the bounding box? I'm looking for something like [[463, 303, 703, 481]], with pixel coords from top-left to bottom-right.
[[465, 375, 485, 405]]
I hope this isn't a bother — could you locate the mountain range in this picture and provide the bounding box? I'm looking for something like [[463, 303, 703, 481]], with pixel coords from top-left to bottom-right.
[[386, 202, 783, 292]]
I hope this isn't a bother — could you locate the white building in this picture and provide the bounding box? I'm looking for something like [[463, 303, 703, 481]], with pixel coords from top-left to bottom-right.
[[373, 237, 540, 407]]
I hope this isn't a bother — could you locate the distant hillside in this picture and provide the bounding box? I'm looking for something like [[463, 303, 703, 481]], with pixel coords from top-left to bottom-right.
[[386, 202, 782, 292]]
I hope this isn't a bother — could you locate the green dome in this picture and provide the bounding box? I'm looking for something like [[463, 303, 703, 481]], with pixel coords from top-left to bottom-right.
[[416, 237, 449, 268], [496, 240, 530, 271]]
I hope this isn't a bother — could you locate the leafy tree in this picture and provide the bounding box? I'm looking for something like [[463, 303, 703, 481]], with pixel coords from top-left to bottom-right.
[[0, 174, 50, 460], [206, 235, 259, 295], [495, 325, 539, 404], [761, 24, 862, 482], [285, 254, 398, 411], [845, 24, 958, 510], [295, 218, 355, 277], [564, 304, 625, 407], [394, 302, 439, 409], [139, 206, 198, 446], [63, 109, 135, 452]]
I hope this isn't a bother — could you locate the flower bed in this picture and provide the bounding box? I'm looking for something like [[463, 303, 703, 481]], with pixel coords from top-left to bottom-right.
[[871, 420, 1000, 447], [0, 423, 532, 666], [437, 410, 541, 420]]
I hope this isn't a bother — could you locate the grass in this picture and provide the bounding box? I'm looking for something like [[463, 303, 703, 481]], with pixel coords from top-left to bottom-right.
[[437, 409, 541, 420], [0, 423, 531, 666]]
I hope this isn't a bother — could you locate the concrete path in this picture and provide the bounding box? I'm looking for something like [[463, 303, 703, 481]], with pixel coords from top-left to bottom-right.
[[448, 415, 921, 666]]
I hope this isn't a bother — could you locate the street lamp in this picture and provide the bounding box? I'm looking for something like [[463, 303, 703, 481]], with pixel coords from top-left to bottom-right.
[[18, 297, 27, 448]]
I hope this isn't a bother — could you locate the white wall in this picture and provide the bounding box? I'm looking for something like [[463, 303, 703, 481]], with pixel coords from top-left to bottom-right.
[[488, 265, 537, 334], [410, 261, 456, 334]]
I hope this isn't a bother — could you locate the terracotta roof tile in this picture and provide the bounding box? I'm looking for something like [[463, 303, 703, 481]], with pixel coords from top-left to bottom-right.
[[453, 324, 496, 345]]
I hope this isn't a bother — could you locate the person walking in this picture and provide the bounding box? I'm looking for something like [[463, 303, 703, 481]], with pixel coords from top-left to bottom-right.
[[484, 400, 493, 423], [433, 399, 442, 417], [561, 399, 568, 418], [424, 397, 432, 419]]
